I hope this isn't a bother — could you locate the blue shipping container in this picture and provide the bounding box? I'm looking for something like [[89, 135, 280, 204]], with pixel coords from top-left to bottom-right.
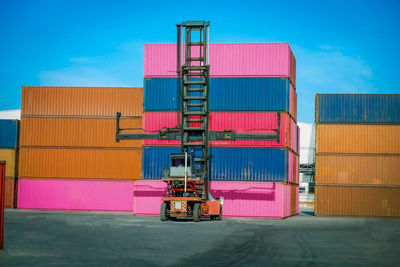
[[144, 77, 291, 112], [316, 94, 400, 124], [142, 146, 289, 182], [0, 120, 19, 148]]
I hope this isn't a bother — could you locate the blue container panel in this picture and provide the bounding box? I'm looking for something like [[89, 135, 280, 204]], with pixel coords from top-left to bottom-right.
[[144, 78, 290, 112], [210, 147, 288, 181], [0, 120, 18, 149], [144, 78, 178, 111], [317, 94, 400, 124], [210, 78, 289, 112], [142, 146, 288, 182], [142, 146, 201, 179]]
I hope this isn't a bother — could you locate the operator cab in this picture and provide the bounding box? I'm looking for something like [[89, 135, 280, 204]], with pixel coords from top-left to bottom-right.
[[169, 153, 193, 178]]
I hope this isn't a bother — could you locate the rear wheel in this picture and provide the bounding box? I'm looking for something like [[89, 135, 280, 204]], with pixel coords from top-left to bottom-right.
[[160, 202, 168, 221], [193, 203, 201, 222]]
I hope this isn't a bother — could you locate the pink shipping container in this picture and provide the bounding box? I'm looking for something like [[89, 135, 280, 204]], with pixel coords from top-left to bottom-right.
[[133, 180, 298, 219], [144, 43, 296, 87], [143, 112, 298, 152], [17, 179, 134, 212], [133, 180, 167, 216]]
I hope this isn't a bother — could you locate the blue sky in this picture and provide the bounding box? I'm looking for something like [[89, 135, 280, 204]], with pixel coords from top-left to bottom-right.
[[1, 0, 399, 122]]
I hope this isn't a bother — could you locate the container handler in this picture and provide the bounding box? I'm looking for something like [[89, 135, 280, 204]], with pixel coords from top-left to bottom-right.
[[116, 21, 280, 221]]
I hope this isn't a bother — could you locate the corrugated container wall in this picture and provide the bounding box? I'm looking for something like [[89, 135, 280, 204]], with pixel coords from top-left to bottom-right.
[[4, 178, 16, 208], [316, 124, 400, 154], [144, 78, 296, 119], [142, 146, 296, 182], [316, 154, 400, 186], [21, 87, 143, 117], [143, 112, 297, 151], [20, 117, 142, 148], [316, 94, 400, 124], [315, 185, 400, 217], [19, 148, 142, 180], [0, 149, 16, 177], [133, 180, 298, 218], [0, 120, 19, 149], [144, 43, 296, 87], [17, 179, 134, 211]]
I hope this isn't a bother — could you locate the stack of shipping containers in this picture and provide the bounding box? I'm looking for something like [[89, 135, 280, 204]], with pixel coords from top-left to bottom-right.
[[135, 43, 299, 218], [315, 94, 400, 217], [0, 120, 19, 208], [17, 86, 143, 212]]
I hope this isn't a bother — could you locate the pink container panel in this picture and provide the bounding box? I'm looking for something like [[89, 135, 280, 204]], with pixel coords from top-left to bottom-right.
[[132, 181, 292, 218], [133, 180, 167, 216], [144, 112, 296, 150], [210, 181, 291, 218], [144, 43, 296, 86], [291, 119, 297, 154], [295, 154, 299, 183], [285, 185, 291, 217], [289, 84, 293, 119], [209, 112, 290, 148], [17, 179, 134, 212], [143, 112, 180, 146]]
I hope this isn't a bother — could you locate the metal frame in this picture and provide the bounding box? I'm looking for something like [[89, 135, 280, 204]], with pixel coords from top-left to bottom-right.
[[116, 112, 281, 142]]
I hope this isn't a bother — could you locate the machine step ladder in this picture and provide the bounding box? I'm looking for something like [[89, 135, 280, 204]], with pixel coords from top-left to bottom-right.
[[180, 21, 210, 197]]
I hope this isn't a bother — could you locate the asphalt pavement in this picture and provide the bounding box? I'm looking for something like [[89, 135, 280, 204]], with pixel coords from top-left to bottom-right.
[[1, 209, 399, 266]]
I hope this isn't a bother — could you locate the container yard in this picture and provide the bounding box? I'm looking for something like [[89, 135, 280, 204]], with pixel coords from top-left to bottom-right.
[[1, 3, 400, 265]]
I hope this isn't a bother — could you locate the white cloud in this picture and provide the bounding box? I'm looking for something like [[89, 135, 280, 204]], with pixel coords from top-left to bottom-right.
[[292, 45, 375, 122], [39, 67, 130, 87], [38, 40, 145, 87]]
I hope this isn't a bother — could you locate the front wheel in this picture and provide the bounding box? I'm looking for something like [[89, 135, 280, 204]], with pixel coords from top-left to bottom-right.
[[193, 203, 201, 222], [160, 202, 168, 221]]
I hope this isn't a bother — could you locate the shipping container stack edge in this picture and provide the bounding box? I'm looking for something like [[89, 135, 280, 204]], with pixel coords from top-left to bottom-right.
[[17, 87, 144, 212], [0, 120, 20, 208], [315, 94, 400, 217]]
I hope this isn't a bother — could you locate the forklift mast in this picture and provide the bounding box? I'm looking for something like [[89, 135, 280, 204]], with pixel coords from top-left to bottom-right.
[[177, 21, 211, 198]]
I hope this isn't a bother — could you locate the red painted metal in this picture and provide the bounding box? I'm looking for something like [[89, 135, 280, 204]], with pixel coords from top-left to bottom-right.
[[206, 200, 220, 215], [144, 112, 297, 150]]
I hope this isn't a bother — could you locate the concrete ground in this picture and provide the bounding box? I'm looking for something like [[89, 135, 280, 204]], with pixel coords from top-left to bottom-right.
[[0, 209, 399, 266]]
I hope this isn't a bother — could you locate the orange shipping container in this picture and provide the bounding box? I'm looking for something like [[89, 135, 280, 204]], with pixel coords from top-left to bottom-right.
[[316, 124, 400, 154], [290, 184, 297, 215], [316, 154, 400, 186], [0, 149, 17, 177], [4, 178, 16, 208], [19, 148, 142, 180], [21, 86, 143, 117], [20, 117, 142, 148], [315, 185, 400, 217]]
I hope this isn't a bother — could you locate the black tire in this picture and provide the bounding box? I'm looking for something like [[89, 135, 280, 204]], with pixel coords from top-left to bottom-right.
[[193, 203, 201, 222], [160, 202, 167, 221]]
